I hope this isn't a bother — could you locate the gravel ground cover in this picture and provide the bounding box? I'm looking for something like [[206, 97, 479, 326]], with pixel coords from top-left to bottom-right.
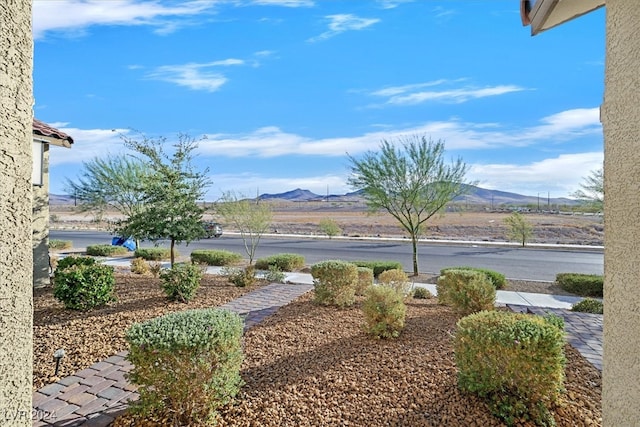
[[34, 272, 601, 426], [112, 292, 601, 427]]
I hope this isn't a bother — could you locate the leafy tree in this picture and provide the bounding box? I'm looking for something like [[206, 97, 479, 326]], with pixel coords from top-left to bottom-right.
[[64, 154, 149, 228], [504, 211, 533, 247], [319, 218, 342, 238], [215, 192, 272, 265], [348, 135, 471, 275], [571, 167, 603, 212], [117, 134, 210, 266]]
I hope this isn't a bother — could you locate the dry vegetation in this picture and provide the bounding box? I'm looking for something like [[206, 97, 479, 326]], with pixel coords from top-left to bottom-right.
[[50, 201, 604, 246]]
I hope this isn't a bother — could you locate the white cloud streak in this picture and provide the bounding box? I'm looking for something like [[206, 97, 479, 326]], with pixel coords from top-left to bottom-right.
[[33, 0, 221, 39], [377, 0, 414, 9], [146, 59, 244, 92], [33, 0, 314, 39], [250, 0, 314, 6], [197, 107, 601, 157], [308, 14, 380, 42], [368, 80, 527, 106]]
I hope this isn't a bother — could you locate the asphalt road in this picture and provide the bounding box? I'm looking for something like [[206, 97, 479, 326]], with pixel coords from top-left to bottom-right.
[[50, 230, 604, 282]]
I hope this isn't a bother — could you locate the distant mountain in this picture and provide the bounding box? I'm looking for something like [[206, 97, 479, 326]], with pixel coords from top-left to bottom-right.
[[51, 185, 581, 206], [259, 188, 321, 202], [49, 194, 75, 205], [257, 184, 581, 206]]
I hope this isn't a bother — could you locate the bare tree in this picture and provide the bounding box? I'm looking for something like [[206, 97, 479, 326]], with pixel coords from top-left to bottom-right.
[[348, 135, 471, 275], [216, 192, 272, 265], [504, 211, 533, 247], [571, 167, 603, 212]]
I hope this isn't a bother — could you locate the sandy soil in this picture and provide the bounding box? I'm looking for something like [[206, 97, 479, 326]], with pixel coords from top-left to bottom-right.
[[50, 203, 604, 246]]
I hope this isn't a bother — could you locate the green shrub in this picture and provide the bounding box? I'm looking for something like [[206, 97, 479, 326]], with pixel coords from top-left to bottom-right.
[[263, 265, 286, 283], [571, 298, 603, 314], [228, 265, 256, 287], [352, 260, 403, 277], [55, 256, 96, 274], [437, 269, 496, 315], [190, 249, 243, 266], [255, 253, 305, 271], [318, 218, 342, 238], [455, 310, 566, 426], [378, 268, 411, 296], [86, 244, 129, 257], [556, 273, 603, 297], [311, 260, 358, 307], [441, 266, 506, 290], [135, 248, 173, 261], [355, 267, 374, 296], [53, 263, 116, 310], [412, 286, 431, 299], [159, 263, 202, 302], [362, 285, 407, 339], [125, 308, 244, 426], [131, 257, 150, 275], [49, 239, 72, 250]]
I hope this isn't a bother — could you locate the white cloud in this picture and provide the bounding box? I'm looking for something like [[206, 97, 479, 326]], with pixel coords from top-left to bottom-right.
[[469, 152, 604, 197], [368, 80, 527, 106], [308, 14, 380, 42], [432, 6, 456, 19], [377, 0, 414, 9], [32, 0, 221, 39], [251, 0, 314, 7], [49, 126, 131, 166], [146, 59, 244, 92], [195, 107, 601, 159]]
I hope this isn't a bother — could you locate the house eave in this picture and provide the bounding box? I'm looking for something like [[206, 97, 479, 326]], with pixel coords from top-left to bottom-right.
[[521, 0, 605, 35]]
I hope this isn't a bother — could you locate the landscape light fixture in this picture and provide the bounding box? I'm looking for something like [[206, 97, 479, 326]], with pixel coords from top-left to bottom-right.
[[53, 348, 65, 376]]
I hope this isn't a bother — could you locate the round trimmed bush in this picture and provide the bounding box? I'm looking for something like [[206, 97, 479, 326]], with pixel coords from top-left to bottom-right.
[[53, 263, 116, 310], [362, 285, 407, 339], [311, 260, 358, 307]]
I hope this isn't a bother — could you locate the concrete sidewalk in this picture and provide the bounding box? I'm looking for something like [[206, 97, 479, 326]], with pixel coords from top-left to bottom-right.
[[100, 257, 586, 310]]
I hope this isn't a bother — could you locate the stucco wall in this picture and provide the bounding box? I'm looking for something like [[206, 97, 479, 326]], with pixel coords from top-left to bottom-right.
[[33, 145, 50, 288], [602, 0, 640, 424], [0, 0, 34, 425]]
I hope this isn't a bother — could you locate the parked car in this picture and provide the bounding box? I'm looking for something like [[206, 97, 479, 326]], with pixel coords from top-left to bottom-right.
[[202, 221, 223, 238]]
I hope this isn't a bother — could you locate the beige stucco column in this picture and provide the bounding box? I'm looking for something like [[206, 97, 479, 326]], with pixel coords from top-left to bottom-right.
[[33, 146, 51, 288], [602, 0, 640, 424], [0, 0, 34, 425]]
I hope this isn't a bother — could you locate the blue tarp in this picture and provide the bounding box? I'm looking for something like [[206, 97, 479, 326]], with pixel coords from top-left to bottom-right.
[[111, 236, 136, 251]]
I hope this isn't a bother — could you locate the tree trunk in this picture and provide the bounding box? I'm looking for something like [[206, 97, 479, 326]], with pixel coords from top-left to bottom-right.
[[411, 233, 419, 276], [170, 238, 175, 267]]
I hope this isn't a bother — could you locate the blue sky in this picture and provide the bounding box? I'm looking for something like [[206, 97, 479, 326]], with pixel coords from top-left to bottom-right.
[[34, 0, 605, 201]]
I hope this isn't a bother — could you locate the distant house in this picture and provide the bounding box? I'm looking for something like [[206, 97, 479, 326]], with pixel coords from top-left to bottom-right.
[[32, 119, 74, 287]]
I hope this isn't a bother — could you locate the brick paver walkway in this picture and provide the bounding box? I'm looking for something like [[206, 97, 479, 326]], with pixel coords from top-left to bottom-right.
[[32, 283, 313, 427]]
